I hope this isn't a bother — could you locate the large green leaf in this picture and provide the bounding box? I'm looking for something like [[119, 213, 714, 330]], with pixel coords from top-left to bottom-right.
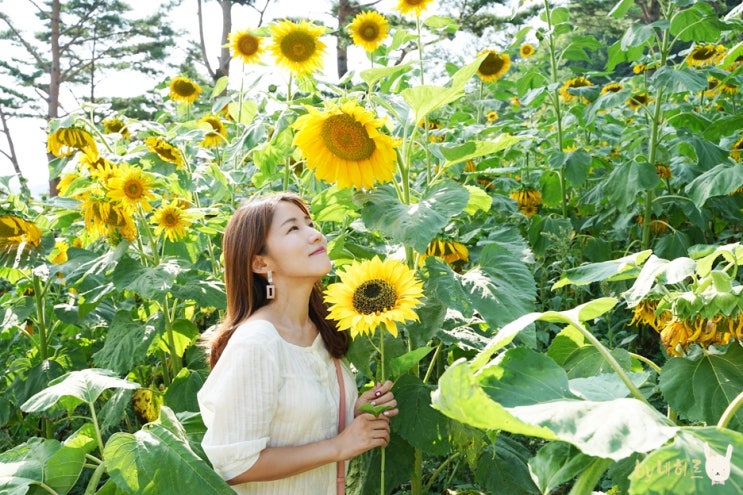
[[461, 243, 536, 330], [529, 442, 592, 495], [93, 310, 158, 374], [670, 1, 727, 42], [434, 348, 677, 460], [360, 63, 413, 89], [104, 410, 233, 495], [659, 345, 743, 429], [401, 53, 486, 124], [163, 368, 206, 413], [622, 255, 696, 307], [686, 163, 743, 208], [606, 160, 661, 212], [393, 374, 451, 455], [0, 437, 86, 495], [357, 181, 469, 253], [170, 270, 225, 309], [651, 67, 708, 94], [112, 257, 182, 299], [553, 250, 652, 289], [21, 369, 139, 414], [629, 427, 743, 494], [476, 436, 539, 495], [439, 134, 524, 168]]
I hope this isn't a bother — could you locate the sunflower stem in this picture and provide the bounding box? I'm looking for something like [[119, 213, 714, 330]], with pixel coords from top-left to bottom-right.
[[414, 14, 434, 186], [379, 327, 386, 495]]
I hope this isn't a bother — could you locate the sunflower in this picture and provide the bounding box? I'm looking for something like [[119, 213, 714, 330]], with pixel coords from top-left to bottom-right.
[[50, 240, 68, 264], [629, 299, 671, 331], [144, 137, 185, 169], [228, 29, 264, 64], [519, 43, 535, 58], [102, 116, 130, 139], [721, 81, 739, 94], [151, 200, 194, 242], [655, 163, 672, 179], [512, 96, 521, 107], [90, 160, 120, 187], [80, 198, 137, 241], [107, 164, 157, 213], [510, 189, 542, 217], [0, 215, 42, 248], [269, 19, 326, 77], [325, 256, 424, 339], [168, 77, 202, 104], [198, 115, 227, 148], [487, 111, 498, 122], [731, 137, 743, 163], [292, 100, 398, 190], [627, 92, 650, 110], [394, 0, 434, 17], [601, 82, 623, 94], [79, 154, 111, 173], [348, 11, 389, 53], [560, 77, 593, 103], [47, 127, 99, 159], [56, 173, 82, 198], [686, 44, 718, 67], [418, 239, 469, 266], [476, 49, 510, 82], [632, 63, 648, 74]]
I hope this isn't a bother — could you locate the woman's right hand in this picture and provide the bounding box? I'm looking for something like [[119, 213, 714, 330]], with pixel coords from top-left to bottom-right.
[[335, 413, 390, 460]]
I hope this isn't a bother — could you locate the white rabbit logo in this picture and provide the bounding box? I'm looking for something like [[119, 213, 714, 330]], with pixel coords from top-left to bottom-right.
[[703, 443, 733, 485]]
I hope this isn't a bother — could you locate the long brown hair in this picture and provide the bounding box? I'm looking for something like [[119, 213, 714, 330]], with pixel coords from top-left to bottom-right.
[[206, 192, 349, 367]]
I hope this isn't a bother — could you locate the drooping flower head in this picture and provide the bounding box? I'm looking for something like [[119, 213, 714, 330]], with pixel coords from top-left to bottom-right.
[[229, 29, 264, 64], [476, 49, 510, 82], [47, 127, 99, 159], [168, 76, 202, 104], [560, 76, 593, 103], [394, 0, 434, 17], [519, 43, 535, 58], [106, 164, 157, 213], [145, 137, 185, 169], [80, 197, 137, 242], [601, 82, 623, 94], [198, 115, 227, 148], [325, 256, 425, 339], [685, 44, 719, 67], [0, 215, 42, 250], [151, 200, 194, 242], [418, 239, 469, 267], [348, 11, 389, 53], [292, 100, 398, 190], [627, 92, 651, 111], [510, 189, 542, 217], [269, 19, 326, 77], [102, 116, 130, 139], [731, 137, 743, 163], [655, 163, 672, 180]]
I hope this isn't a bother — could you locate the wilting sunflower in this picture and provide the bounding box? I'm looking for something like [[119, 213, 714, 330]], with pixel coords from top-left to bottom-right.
[[629, 299, 671, 331], [325, 256, 424, 339], [50, 240, 69, 264], [198, 115, 227, 148], [292, 100, 398, 190], [151, 200, 194, 242], [476, 49, 510, 82], [519, 43, 535, 58], [627, 92, 651, 110], [510, 189, 542, 217], [107, 164, 157, 213], [229, 29, 264, 64], [270, 19, 326, 77], [487, 111, 498, 122], [80, 197, 137, 242], [394, 0, 434, 17], [731, 137, 743, 162], [102, 116, 130, 139], [144, 137, 185, 169], [418, 239, 469, 266], [721, 81, 739, 94], [168, 76, 202, 104], [47, 127, 99, 159], [348, 11, 389, 53], [601, 82, 623, 94], [655, 163, 672, 179], [90, 160, 120, 187], [0, 215, 42, 248], [560, 77, 593, 103], [686, 44, 718, 67]]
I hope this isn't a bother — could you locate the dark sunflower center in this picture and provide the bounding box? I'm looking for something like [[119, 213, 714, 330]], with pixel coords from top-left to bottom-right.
[[173, 80, 197, 97], [281, 32, 316, 62], [352, 279, 397, 315], [692, 46, 715, 61], [360, 22, 380, 41], [125, 180, 143, 199], [164, 212, 178, 226], [239, 35, 259, 56], [479, 53, 504, 76], [404, 0, 425, 5], [569, 79, 590, 89], [321, 114, 376, 161], [155, 144, 178, 162]]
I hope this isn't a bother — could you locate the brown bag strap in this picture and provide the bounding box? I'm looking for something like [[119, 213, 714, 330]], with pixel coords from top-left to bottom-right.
[[334, 358, 346, 495]]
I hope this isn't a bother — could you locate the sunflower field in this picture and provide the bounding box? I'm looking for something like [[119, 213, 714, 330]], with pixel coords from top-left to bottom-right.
[[2, 0, 743, 493]]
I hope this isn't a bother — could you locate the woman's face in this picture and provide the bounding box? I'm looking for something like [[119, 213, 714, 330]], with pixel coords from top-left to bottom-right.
[[258, 200, 331, 282]]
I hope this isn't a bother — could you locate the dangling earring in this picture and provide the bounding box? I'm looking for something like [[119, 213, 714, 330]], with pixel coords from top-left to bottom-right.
[[266, 270, 275, 299]]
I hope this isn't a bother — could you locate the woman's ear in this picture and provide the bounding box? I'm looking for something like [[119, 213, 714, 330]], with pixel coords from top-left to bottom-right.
[[252, 256, 269, 275]]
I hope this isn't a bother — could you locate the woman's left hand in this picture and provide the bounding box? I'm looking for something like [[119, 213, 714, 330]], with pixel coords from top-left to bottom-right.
[[355, 380, 398, 418]]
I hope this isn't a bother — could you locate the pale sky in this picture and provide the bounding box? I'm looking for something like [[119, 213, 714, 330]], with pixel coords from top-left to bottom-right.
[[0, 0, 512, 197]]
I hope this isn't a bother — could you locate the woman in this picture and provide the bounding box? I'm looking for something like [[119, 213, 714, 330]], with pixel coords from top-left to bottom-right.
[[197, 192, 398, 494]]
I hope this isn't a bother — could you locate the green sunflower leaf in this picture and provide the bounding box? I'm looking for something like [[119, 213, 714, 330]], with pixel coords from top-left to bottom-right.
[[685, 163, 743, 207], [358, 403, 393, 417]]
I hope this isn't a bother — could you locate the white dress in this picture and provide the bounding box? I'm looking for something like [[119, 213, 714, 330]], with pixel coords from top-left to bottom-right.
[[197, 319, 356, 494]]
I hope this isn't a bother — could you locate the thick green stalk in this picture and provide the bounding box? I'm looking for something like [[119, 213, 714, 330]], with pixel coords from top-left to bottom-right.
[[83, 460, 107, 495], [568, 457, 612, 495], [379, 329, 386, 495], [717, 390, 743, 429], [89, 401, 105, 458]]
